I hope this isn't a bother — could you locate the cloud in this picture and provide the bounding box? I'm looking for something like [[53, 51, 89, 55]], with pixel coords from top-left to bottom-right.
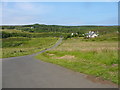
[[1, 2, 117, 25], [3, 15, 36, 25], [2, 2, 53, 14], [2, 2, 54, 25], [15, 3, 35, 11]]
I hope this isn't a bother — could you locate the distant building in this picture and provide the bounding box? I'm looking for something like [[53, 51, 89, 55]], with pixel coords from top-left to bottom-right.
[[31, 27, 34, 29], [71, 33, 78, 36], [76, 33, 78, 35], [85, 31, 99, 38], [71, 33, 74, 36]]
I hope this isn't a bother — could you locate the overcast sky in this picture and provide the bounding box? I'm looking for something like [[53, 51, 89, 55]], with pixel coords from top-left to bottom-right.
[[1, 2, 118, 26]]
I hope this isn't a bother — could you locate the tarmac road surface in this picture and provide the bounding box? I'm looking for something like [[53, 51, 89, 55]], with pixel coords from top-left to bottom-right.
[[2, 38, 118, 88]]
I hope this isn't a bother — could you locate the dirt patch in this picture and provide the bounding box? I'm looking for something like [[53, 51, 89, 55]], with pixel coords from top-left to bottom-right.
[[85, 75, 118, 87], [112, 64, 118, 67], [47, 53, 55, 56], [54, 55, 75, 60]]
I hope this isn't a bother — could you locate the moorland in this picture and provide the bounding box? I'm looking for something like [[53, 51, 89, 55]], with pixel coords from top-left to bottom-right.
[[1, 24, 118, 84]]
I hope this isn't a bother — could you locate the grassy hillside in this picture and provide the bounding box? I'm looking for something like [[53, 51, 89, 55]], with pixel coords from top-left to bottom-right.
[[1, 29, 66, 38], [1, 24, 118, 34], [1, 25, 118, 58], [1, 29, 59, 58], [82, 32, 118, 41], [2, 37, 58, 58], [36, 37, 118, 84], [1, 25, 119, 84]]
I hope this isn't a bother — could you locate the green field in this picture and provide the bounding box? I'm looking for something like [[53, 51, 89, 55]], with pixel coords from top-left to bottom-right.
[[2, 37, 58, 58], [1, 29, 59, 58], [1, 25, 119, 84], [36, 37, 118, 84]]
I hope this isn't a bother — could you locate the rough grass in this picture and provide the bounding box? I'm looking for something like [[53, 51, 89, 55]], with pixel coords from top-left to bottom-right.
[[36, 37, 118, 84], [2, 37, 58, 58], [82, 33, 118, 42]]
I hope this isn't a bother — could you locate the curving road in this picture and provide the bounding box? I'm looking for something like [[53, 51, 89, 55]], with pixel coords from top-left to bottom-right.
[[2, 37, 117, 88]]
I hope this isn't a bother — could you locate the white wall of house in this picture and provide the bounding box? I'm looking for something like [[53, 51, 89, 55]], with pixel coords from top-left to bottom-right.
[[91, 34, 98, 38], [85, 31, 98, 38], [71, 33, 74, 36]]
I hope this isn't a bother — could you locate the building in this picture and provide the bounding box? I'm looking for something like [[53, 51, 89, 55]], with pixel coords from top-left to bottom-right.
[[85, 31, 99, 38], [31, 27, 34, 29], [71, 33, 78, 36], [71, 33, 74, 36]]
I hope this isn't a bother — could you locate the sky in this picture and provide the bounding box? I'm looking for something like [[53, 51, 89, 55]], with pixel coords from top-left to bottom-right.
[[1, 2, 118, 26]]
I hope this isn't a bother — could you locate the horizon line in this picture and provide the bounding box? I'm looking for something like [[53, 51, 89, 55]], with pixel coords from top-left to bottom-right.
[[0, 24, 118, 26]]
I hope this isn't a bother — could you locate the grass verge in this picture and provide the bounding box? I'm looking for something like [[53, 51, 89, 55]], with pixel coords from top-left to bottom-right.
[[36, 38, 118, 84]]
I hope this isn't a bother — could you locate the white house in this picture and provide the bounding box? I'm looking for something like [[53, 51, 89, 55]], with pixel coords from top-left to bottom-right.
[[71, 33, 74, 36], [71, 33, 78, 36], [31, 27, 34, 29], [85, 31, 99, 38], [76, 33, 78, 35]]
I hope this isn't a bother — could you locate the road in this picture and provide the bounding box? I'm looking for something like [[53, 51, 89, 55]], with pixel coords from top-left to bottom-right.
[[2, 38, 117, 88]]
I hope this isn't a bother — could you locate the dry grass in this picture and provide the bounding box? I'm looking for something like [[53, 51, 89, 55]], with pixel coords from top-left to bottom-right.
[[53, 55, 75, 60], [53, 39, 118, 52], [36, 37, 118, 84]]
